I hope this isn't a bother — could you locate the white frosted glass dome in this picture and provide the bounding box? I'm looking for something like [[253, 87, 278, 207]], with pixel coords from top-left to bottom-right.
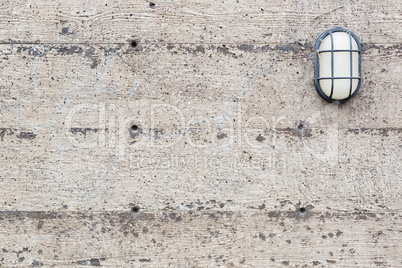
[[314, 28, 361, 102]]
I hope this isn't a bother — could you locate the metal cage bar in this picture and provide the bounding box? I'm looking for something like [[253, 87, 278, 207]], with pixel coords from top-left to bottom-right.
[[319, 49, 361, 53], [329, 31, 334, 98], [348, 32, 353, 97], [318, 77, 361, 80]]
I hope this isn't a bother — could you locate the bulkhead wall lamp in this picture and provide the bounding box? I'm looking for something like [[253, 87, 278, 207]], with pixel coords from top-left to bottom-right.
[[314, 27, 362, 102]]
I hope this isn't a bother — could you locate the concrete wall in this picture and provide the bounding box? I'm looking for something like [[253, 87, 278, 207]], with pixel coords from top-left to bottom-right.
[[0, 0, 401, 266]]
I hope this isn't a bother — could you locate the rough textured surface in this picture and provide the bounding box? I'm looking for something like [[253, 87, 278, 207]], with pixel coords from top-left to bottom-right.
[[0, 0, 401, 267]]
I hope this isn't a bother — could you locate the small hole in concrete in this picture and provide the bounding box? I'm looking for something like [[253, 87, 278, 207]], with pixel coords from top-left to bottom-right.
[[298, 123, 304, 129], [149, 2, 155, 8], [299, 207, 306, 213], [131, 206, 140, 213], [131, 125, 138, 131], [130, 41, 138, 49]]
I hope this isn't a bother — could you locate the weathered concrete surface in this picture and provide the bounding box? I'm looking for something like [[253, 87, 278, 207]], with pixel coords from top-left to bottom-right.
[[0, 0, 401, 267]]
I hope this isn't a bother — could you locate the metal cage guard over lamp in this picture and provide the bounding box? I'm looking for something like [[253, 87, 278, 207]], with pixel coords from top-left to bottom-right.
[[314, 27, 362, 102]]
